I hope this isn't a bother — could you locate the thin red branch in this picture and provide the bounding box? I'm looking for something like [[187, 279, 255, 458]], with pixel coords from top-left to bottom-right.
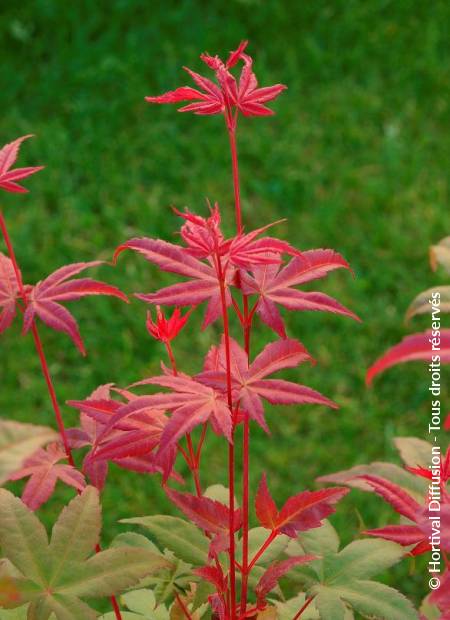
[[175, 592, 194, 620], [214, 247, 237, 619], [292, 596, 315, 620], [247, 530, 278, 572]]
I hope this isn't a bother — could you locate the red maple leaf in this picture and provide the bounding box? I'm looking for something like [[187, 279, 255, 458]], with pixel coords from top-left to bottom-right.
[[0, 252, 19, 334], [166, 488, 242, 557], [68, 385, 177, 486], [8, 442, 85, 510], [128, 370, 232, 453], [22, 261, 128, 354], [255, 473, 348, 537], [145, 41, 286, 119], [0, 135, 43, 193], [240, 249, 359, 338], [114, 237, 233, 329], [198, 337, 337, 431]]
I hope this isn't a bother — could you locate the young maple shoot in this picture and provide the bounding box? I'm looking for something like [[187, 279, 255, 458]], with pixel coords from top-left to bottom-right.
[[0, 42, 424, 620]]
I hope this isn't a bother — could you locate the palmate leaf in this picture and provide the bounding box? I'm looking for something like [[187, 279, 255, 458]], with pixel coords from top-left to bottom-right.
[[22, 262, 128, 355], [114, 237, 232, 329], [8, 443, 85, 510], [285, 522, 417, 620], [240, 249, 358, 338], [0, 420, 57, 485], [312, 581, 419, 620], [0, 135, 43, 193], [199, 338, 337, 432], [0, 487, 169, 619]]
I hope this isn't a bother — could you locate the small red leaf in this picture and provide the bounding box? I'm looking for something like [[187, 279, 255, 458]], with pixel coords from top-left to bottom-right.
[[8, 442, 85, 510], [241, 250, 358, 337], [0, 135, 43, 193], [22, 261, 127, 354], [255, 556, 316, 604]]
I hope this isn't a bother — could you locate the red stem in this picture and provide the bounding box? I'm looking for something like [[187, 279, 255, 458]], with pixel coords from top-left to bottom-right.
[[228, 124, 243, 235], [247, 530, 278, 572], [214, 248, 237, 619], [240, 295, 251, 614], [175, 592, 194, 620], [30, 323, 75, 466], [292, 596, 315, 620]]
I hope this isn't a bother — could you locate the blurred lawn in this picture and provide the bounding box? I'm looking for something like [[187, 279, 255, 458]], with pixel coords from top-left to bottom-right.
[[0, 0, 449, 605]]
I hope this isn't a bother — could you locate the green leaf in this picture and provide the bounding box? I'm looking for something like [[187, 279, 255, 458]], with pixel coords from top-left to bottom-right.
[[0, 421, 57, 485], [203, 484, 237, 507], [323, 539, 405, 583], [111, 532, 160, 554], [294, 520, 340, 557], [48, 486, 101, 579], [0, 488, 49, 585], [122, 589, 170, 619], [330, 580, 419, 619], [315, 588, 348, 620], [0, 488, 169, 620], [147, 554, 192, 605], [55, 547, 168, 598], [28, 594, 97, 620], [121, 515, 208, 566]]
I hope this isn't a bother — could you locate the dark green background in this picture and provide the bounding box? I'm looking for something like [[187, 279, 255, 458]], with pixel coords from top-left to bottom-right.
[[0, 0, 448, 607]]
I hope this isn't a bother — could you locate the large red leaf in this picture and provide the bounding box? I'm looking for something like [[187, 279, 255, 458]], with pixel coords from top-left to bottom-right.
[[114, 237, 231, 329], [241, 249, 358, 337], [129, 372, 232, 452], [366, 329, 450, 385], [199, 338, 337, 431], [8, 442, 85, 510], [0, 252, 19, 334], [0, 135, 43, 193], [22, 261, 128, 354]]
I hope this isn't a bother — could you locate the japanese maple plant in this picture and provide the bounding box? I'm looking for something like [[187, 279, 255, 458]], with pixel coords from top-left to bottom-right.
[[0, 43, 420, 620]]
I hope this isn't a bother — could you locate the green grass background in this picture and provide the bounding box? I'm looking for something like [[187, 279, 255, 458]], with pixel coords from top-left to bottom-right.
[[0, 0, 449, 608]]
